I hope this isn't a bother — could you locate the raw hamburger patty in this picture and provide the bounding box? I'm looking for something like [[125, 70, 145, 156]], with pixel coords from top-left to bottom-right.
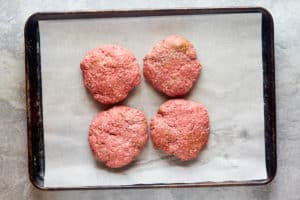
[[80, 45, 141, 104], [143, 35, 201, 97], [88, 106, 148, 168], [150, 99, 209, 161]]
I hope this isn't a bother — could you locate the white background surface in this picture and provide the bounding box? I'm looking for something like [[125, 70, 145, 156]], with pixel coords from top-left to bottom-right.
[[40, 13, 265, 187], [1, 0, 300, 199]]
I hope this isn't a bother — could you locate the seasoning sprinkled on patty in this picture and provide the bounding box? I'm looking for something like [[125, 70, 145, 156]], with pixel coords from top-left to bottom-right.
[[150, 99, 209, 161], [143, 35, 201, 97], [88, 106, 148, 168], [81, 45, 141, 105]]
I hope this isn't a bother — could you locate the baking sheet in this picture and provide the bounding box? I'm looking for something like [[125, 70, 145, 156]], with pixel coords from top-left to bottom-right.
[[39, 13, 266, 187]]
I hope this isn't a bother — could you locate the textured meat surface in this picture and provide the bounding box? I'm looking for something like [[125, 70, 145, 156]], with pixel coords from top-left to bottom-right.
[[143, 35, 201, 97], [88, 106, 148, 168], [81, 45, 141, 104], [150, 99, 209, 161]]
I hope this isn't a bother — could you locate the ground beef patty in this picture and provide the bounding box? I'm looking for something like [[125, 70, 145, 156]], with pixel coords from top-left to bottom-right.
[[143, 35, 201, 97], [150, 99, 209, 161], [80, 45, 141, 105], [88, 106, 148, 168]]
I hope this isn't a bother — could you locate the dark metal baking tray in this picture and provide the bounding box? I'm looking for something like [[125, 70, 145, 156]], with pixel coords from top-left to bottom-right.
[[25, 7, 276, 190]]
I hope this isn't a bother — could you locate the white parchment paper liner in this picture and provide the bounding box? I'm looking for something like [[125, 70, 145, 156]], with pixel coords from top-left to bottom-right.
[[39, 13, 266, 187]]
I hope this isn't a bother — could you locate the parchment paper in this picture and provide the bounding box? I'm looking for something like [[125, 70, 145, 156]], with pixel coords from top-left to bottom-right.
[[39, 13, 266, 187]]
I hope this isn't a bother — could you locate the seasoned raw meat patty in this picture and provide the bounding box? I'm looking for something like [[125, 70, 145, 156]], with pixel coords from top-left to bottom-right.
[[88, 106, 148, 168], [81, 45, 141, 104], [150, 99, 209, 161], [143, 35, 201, 97]]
